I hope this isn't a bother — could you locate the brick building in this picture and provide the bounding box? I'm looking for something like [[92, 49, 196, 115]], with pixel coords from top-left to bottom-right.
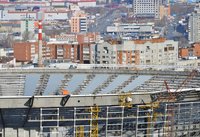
[[53, 32, 100, 63], [14, 32, 101, 63], [179, 43, 200, 58], [45, 42, 79, 62], [13, 41, 38, 62]]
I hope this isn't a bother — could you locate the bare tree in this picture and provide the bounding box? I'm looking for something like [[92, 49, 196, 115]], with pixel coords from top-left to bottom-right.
[[178, 37, 189, 48], [0, 33, 13, 48], [22, 31, 35, 41]]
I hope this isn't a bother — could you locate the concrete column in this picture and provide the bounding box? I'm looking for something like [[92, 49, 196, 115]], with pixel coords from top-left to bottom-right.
[[18, 128, 30, 137], [30, 129, 40, 137], [4, 128, 17, 137]]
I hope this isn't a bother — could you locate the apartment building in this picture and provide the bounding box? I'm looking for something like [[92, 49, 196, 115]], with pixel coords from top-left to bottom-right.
[[56, 32, 100, 63], [91, 38, 178, 65], [179, 43, 200, 58], [90, 42, 117, 64], [133, 38, 178, 65], [13, 41, 38, 62], [13, 41, 94, 63], [188, 4, 200, 43], [45, 42, 79, 62], [133, 0, 160, 19], [14, 41, 79, 63], [159, 5, 170, 20], [70, 11, 88, 33], [54, 32, 100, 43]]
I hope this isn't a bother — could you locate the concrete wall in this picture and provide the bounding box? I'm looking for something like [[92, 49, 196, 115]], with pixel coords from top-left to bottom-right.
[[4, 128, 39, 137]]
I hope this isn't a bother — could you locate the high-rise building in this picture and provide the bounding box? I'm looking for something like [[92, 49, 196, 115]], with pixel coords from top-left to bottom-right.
[[133, 0, 160, 19], [70, 11, 88, 33], [188, 3, 200, 43]]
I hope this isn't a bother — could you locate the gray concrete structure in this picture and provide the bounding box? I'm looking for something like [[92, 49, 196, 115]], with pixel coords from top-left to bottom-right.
[[0, 68, 199, 137]]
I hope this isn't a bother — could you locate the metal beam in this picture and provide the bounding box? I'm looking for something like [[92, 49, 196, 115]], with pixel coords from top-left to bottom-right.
[[0, 89, 197, 108], [0, 109, 5, 128], [60, 95, 70, 106], [0, 68, 194, 76], [23, 96, 34, 127], [0, 94, 151, 108]]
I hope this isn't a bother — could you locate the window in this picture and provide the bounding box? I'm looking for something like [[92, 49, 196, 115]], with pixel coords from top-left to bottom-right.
[[146, 60, 150, 63], [167, 44, 172, 47], [169, 47, 174, 50]]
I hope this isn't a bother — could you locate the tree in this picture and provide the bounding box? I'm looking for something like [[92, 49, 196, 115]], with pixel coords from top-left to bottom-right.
[[0, 33, 13, 48], [22, 31, 35, 41]]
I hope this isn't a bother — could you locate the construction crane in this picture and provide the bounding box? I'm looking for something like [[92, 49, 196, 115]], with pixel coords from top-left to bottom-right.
[[162, 69, 198, 136], [142, 69, 198, 137]]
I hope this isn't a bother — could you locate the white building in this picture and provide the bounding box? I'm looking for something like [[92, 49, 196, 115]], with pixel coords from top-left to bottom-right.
[[0, 48, 6, 57], [106, 23, 154, 35], [0, 10, 69, 21], [20, 19, 35, 37], [90, 38, 178, 65]]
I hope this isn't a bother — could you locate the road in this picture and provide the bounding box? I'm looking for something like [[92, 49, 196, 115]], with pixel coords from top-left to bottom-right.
[[88, 8, 122, 33]]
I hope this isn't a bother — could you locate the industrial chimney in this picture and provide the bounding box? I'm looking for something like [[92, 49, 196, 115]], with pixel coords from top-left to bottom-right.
[[37, 12, 43, 67]]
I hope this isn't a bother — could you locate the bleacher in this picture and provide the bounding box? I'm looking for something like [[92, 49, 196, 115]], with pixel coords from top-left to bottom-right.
[[0, 69, 198, 96]]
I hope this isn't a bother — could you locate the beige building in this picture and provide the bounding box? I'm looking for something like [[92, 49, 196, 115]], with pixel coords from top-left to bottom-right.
[[70, 11, 88, 33], [159, 5, 170, 20], [90, 38, 178, 65]]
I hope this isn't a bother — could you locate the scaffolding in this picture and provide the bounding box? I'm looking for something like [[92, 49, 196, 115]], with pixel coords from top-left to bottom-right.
[[106, 106, 124, 137], [25, 101, 200, 137], [90, 106, 100, 137], [39, 108, 59, 137], [118, 92, 132, 108], [76, 126, 84, 137]]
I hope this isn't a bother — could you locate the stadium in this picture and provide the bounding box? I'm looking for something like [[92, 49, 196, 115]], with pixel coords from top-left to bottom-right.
[[0, 66, 199, 137]]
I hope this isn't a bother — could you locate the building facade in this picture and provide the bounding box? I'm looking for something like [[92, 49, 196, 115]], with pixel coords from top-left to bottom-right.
[[70, 11, 88, 33], [91, 38, 178, 65], [179, 43, 200, 58], [159, 5, 170, 20], [188, 4, 200, 43], [133, 0, 160, 19], [13, 41, 38, 62], [45, 42, 79, 62], [106, 23, 155, 39], [0, 10, 69, 21]]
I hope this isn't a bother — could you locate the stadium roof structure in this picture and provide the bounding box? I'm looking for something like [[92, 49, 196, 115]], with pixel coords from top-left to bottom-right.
[[0, 68, 198, 107], [0, 68, 199, 137]]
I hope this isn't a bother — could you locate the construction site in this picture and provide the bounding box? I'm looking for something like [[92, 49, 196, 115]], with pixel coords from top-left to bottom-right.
[[0, 67, 199, 137]]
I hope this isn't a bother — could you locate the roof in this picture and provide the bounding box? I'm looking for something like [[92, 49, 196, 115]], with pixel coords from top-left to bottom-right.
[[133, 38, 166, 44], [0, 57, 14, 63], [0, 68, 198, 97]]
